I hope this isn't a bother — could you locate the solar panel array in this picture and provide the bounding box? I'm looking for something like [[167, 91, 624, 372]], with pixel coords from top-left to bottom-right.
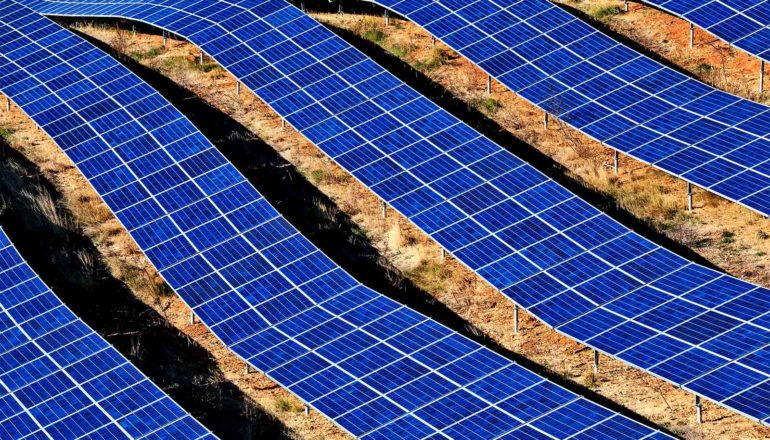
[[359, 0, 770, 218], [0, 228, 213, 439], [0, 2, 671, 438], [642, 0, 770, 63], [20, 0, 770, 426]]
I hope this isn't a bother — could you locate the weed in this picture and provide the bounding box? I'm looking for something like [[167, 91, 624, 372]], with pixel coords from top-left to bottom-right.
[[0, 128, 13, 142], [131, 46, 164, 61], [109, 26, 133, 57], [197, 62, 221, 73], [480, 97, 500, 114], [695, 63, 713, 74], [158, 55, 191, 72], [274, 398, 301, 412], [591, 5, 621, 19], [404, 260, 452, 293], [363, 28, 386, 44], [583, 372, 598, 389], [757, 251, 767, 257], [758, 230, 768, 240], [415, 47, 450, 71], [391, 42, 417, 59], [310, 169, 326, 185], [720, 230, 736, 244], [157, 56, 221, 74]]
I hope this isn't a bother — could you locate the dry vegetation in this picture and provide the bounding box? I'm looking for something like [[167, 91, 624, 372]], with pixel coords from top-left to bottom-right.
[[4, 10, 770, 439]]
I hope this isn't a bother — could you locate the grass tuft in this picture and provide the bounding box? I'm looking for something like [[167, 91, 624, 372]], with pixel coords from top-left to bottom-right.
[[391, 42, 417, 59], [274, 398, 302, 413], [131, 45, 165, 61], [720, 230, 736, 244], [582, 372, 599, 389], [0, 127, 13, 142], [310, 169, 326, 185], [363, 28, 387, 44], [415, 47, 450, 71], [590, 5, 622, 19], [480, 97, 500, 114]]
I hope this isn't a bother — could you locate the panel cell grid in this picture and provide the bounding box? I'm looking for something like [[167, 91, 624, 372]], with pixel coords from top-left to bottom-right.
[[0, 228, 213, 439], [0, 2, 668, 438], [10, 0, 770, 428]]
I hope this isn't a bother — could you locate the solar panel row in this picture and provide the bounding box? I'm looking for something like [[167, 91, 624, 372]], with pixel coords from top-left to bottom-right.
[[362, 0, 770, 218], [0, 228, 213, 439], [0, 2, 669, 438], [641, 0, 770, 63], [20, 0, 770, 426]]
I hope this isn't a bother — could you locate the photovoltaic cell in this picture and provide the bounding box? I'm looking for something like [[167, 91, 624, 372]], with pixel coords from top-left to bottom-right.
[[0, 228, 213, 439], [16, 0, 770, 426], [0, 1, 666, 438]]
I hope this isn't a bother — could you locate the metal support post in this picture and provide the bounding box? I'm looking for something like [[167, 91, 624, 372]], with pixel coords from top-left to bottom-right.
[[613, 150, 619, 174], [513, 304, 519, 335], [304, 405, 310, 416], [486, 74, 491, 96], [132, 24, 136, 36], [236, 81, 241, 96], [384, 9, 389, 26], [282, 118, 286, 128], [244, 364, 250, 374], [441, 248, 446, 261], [162, 30, 167, 47], [5, 97, 9, 112], [624, 0, 628, 12], [431, 36, 436, 47], [381, 201, 387, 219], [199, 51, 204, 65], [695, 395, 703, 424], [301, 1, 306, 12], [689, 23, 694, 48], [687, 182, 693, 212], [190, 311, 196, 325], [338, 0, 343, 14], [592, 349, 599, 374], [544, 112, 549, 129], [761, 60, 765, 94]]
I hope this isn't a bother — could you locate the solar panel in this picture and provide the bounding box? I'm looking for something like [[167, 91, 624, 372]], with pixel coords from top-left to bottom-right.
[[357, 0, 770, 218], [18, 0, 770, 426], [0, 228, 213, 439], [641, 0, 770, 64], [0, 1, 670, 438]]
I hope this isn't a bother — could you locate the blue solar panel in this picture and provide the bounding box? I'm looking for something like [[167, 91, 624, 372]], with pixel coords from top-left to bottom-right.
[[355, 0, 770, 218], [0, 1, 667, 437], [0, 228, 213, 439], [17, 0, 770, 426], [643, 0, 770, 63]]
